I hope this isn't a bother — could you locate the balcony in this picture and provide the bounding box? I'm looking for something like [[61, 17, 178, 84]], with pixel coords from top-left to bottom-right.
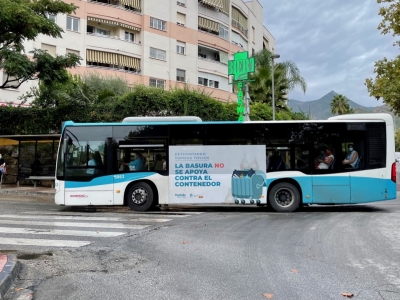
[[88, 0, 141, 14], [86, 21, 141, 55], [231, 19, 248, 37], [198, 2, 229, 25], [198, 45, 228, 75]]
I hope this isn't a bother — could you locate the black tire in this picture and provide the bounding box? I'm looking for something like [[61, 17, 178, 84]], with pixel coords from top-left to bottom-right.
[[268, 182, 300, 212], [126, 182, 154, 211]]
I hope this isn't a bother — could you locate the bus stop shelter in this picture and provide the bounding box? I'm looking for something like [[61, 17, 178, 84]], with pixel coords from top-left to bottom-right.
[[0, 134, 60, 186]]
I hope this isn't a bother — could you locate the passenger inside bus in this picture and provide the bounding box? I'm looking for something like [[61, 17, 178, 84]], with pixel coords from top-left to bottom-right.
[[120, 152, 146, 171], [153, 154, 164, 170], [268, 151, 286, 172], [342, 144, 359, 168], [316, 148, 334, 169]]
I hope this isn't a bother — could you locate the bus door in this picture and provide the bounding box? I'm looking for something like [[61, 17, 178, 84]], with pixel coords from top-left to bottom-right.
[[64, 128, 114, 206]]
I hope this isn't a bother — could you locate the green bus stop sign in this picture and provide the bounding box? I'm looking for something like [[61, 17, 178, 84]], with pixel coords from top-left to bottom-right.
[[228, 51, 255, 81]]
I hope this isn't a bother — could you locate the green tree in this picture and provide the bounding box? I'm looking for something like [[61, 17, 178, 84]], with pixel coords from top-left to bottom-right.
[[249, 49, 307, 108], [330, 94, 354, 115], [395, 128, 400, 151], [365, 0, 400, 113], [0, 0, 80, 89]]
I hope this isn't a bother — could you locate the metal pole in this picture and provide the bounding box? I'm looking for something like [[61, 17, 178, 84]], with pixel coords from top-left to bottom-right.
[[271, 58, 275, 121], [244, 82, 251, 121]]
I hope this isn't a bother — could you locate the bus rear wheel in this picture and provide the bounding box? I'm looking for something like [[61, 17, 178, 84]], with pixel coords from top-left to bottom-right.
[[268, 182, 300, 212], [127, 182, 154, 211]]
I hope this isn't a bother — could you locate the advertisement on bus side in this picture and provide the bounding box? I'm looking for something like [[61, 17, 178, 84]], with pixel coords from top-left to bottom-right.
[[169, 145, 267, 204]]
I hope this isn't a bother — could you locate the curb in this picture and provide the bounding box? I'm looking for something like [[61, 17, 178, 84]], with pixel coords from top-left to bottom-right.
[[0, 254, 19, 300]]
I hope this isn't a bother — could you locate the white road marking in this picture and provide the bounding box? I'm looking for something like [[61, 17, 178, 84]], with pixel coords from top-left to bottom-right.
[[0, 220, 150, 229], [0, 227, 126, 237], [0, 214, 172, 222], [22, 211, 190, 218], [0, 237, 91, 247], [0, 214, 125, 221]]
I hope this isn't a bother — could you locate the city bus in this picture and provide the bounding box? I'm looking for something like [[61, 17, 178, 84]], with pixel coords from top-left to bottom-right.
[[54, 113, 397, 212]]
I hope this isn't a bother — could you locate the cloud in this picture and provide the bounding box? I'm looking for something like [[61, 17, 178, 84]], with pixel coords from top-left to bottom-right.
[[260, 0, 398, 106]]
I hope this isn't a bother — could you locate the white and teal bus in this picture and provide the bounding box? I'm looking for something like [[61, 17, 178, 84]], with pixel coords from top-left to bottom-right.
[[55, 114, 397, 212]]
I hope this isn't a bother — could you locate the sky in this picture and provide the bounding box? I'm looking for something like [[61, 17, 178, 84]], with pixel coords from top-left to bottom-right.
[[259, 0, 399, 107]]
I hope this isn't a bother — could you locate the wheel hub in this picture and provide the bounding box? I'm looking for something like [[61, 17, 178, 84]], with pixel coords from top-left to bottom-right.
[[132, 187, 147, 205], [275, 188, 294, 207]]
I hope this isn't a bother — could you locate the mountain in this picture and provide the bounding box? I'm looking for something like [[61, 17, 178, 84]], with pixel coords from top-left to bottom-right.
[[287, 91, 377, 120]]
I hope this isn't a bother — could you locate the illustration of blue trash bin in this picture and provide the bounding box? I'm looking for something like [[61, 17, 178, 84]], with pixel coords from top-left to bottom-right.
[[231, 169, 266, 204]]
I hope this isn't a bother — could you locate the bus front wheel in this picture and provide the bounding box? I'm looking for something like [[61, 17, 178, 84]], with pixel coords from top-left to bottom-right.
[[268, 182, 300, 212], [126, 182, 154, 211]]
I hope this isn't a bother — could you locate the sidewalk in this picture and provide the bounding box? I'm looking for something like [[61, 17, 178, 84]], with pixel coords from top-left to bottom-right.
[[0, 254, 19, 299], [0, 185, 55, 198]]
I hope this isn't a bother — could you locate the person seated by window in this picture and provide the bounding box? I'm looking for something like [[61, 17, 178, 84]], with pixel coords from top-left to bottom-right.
[[268, 151, 286, 172], [316, 148, 334, 169], [0, 153, 6, 176], [162, 156, 167, 170], [153, 154, 164, 170], [86, 153, 96, 174], [342, 144, 359, 168], [120, 152, 144, 171]]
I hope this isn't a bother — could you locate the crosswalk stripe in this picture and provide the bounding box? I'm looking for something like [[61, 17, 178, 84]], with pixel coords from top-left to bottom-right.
[[0, 214, 172, 222], [22, 211, 190, 218], [0, 238, 91, 248], [0, 220, 150, 229], [0, 227, 126, 237]]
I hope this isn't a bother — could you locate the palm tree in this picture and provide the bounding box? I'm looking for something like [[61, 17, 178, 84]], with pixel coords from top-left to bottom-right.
[[330, 94, 353, 115], [249, 50, 307, 108]]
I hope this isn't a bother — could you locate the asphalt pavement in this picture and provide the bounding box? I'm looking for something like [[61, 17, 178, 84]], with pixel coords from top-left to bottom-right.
[[1, 193, 400, 300]]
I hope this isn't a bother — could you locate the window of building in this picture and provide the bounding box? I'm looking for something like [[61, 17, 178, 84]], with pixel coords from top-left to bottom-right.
[[125, 32, 135, 42], [96, 28, 110, 36], [198, 77, 219, 89], [66, 49, 80, 57], [149, 78, 166, 89], [41, 43, 56, 57], [252, 26, 255, 43], [67, 16, 79, 32], [198, 77, 208, 86], [177, 12, 186, 26], [150, 47, 166, 60], [46, 13, 56, 22], [87, 25, 95, 34], [176, 69, 186, 82], [209, 80, 219, 89], [198, 53, 207, 59], [150, 17, 166, 31], [219, 24, 229, 40], [176, 41, 185, 54], [177, 0, 185, 6]]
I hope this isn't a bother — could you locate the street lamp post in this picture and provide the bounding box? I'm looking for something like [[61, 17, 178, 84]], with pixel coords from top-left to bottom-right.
[[270, 54, 280, 121]]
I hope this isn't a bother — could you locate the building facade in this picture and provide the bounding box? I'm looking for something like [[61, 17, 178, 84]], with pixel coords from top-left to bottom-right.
[[0, 0, 275, 105]]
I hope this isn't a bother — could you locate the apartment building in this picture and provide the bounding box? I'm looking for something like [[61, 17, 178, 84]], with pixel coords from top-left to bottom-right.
[[0, 0, 275, 105]]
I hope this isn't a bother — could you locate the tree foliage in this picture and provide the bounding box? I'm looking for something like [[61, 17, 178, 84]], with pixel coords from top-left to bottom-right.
[[249, 49, 307, 109], [365, 0, 400, 113], [0, 74, 308, 135], [0, 0, 80, 89], [330, 94, 354, 115]]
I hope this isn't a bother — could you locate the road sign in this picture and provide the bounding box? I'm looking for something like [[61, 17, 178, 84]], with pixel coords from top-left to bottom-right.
[[228, 51, 255, 81]]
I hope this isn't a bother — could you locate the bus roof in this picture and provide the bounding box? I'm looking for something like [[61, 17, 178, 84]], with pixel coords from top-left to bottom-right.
[[61, 113, 394, 130], [328, 113, 394, 125], [122, 116, 202, 123]]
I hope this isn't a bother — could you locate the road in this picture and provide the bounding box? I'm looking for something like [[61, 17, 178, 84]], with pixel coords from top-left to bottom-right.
[[1, 194, 400, 300]]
